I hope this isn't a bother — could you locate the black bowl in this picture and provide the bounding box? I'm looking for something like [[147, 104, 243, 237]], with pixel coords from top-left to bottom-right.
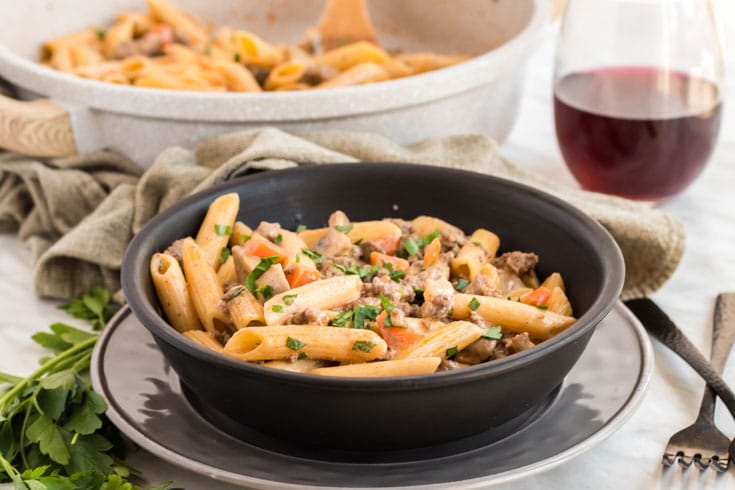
[[122, 163, 624, 451]]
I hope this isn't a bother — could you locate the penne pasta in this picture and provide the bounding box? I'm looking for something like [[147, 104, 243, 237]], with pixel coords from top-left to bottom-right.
[[264, 275, 362, 325], [146, 0, 208, 46], [317, 62, 389, 88], [150, 253, 202, 332], [263, 358, 330, 373], [451, 293, 575, 340], [230, 221, 254, 247], [183, 330, 223, 353], [412, 215, 463, 238], [318, 41, 390, 71], [194, 193, 239, 270], [541, 272, 566, 292], [224, 285, 265, 329], [311, 357, 441, 377], [224, 325, 387, 362], [181, 238, 230, 334], [233, 31, 282, 67], [265, 61, 308, 91], [397, 322, 483, 360], [299, 220, 401, 249], [216, 255, 237, 287], [547, 287, 574, 317]]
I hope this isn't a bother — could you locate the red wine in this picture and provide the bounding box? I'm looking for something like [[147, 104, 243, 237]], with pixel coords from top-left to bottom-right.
[[554, 67, 722, 200]]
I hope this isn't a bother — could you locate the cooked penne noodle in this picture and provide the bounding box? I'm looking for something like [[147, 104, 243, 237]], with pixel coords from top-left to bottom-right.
[[317, 61, 389, 88], [451, 293, 575, 340], [150, 253, 202, 332], [547, 287, 573, 317], [412, 215, 463, 238], [311, 357, 441, 377], [146, 0, 208, 46], [264, 275, 362, 325], [397, 322, 483, 360], [234, 31, 282, 67], [194, 193, 239, 269], [224, 325, 387, 362], [318, 41, 390, 71], [478, 263, 502, 291], [265, 61, 308, 90], [225, 285, 265, 329], [217, 255, 237, 287], [183, 330, 223, 353], [209, 59, 262, 92], [394, 53, 468, 74], [230, 222, 254, 247], [541, 272, 566, 292], [263, 358, 330, 373], [181, 238, 230, 334], [101, 72, 130, 84]]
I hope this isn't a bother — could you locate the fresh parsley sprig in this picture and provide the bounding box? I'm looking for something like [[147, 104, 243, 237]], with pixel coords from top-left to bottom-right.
[[0, 287, 176, 490]]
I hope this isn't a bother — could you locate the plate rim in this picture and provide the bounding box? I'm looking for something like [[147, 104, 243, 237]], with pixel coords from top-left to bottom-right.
[[91, 301, 653, 490]]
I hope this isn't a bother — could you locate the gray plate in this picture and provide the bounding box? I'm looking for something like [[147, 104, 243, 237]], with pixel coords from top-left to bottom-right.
[[91, 302, 652, 489]]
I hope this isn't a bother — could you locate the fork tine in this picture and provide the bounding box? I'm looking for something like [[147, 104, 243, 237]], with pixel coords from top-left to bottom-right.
[[693, 455, 709, 471], [662, 452, 677, 466], [710, 457, 729, 473], [677, 454, 694, 469]]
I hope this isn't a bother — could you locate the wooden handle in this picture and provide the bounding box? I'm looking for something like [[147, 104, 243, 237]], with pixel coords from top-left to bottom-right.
[[0, 93, 77, 158]]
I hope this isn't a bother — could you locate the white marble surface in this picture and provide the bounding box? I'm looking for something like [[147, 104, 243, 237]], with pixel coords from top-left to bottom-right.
[[2, 5, 735, 490]]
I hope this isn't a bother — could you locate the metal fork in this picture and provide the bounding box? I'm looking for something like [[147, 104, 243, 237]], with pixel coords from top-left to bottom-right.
[[662, 293, 735, 471]]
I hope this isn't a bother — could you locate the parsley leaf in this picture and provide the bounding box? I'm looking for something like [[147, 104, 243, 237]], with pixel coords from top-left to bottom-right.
[[331, 310, 353, 327], [214, 224, 231, 236], [380, 295, 395, 326], [245, 256, 279, 294], [295, 224, 307, 233], [219, 246, 231, 265], [469, 297, 481, 311], [404, 237, 419, 256], [254, 285, 274, 301], [272, 305, 284, 313], [455, 278, 470, 291], [352, 341, 375, 353], [335, 224, 353, 234], [286, 337, 306, 351], [536, 305, 549, 310], [445, 346, 458, 358], [388, 269, 405, 282], [301, 248, 324, 264], [297, 352, 308, 360], [482, 326, 503, 340], [353, 305, 379, 329], [274, 234, 283, 245], [282, 294, 298, 306], [418, 229, 441, 246], [233, 52, 241, 62], [58, 286, 116, 330]]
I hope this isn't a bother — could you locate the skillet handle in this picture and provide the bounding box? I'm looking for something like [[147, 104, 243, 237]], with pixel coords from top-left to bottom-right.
[[0, 93, 77, 157]]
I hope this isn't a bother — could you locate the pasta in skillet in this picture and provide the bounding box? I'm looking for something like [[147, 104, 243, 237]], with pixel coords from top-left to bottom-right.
[[150, 193, 577, 377], [41, 0, 468, 92]]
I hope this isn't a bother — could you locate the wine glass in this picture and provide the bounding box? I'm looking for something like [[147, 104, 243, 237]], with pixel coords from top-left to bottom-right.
[[553, 0, 725, 201]]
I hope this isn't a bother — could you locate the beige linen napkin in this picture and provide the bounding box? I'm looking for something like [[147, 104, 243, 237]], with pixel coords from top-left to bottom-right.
[[0, 127, 684, 301]]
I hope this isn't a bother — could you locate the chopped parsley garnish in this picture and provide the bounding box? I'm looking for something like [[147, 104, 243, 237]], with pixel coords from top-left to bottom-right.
[[241, 233, 251, 244], [335, 224, 353, 234], [482, 326, 503, 340], [455, 278, 470, 291], [283, 294, 298, 306], [404, 237, 419, 256], [389, 269, 405, 282], [354, 238, 364, 245], [446, 346, 458, 358], [418, 229, 441, 246], [225, 285, 246, 301], [254, 284, 274, 301], [296, 224, 307, 233], [203, 44, 212, 55], [469, 297, 481, 311], [286, 336, 306, 351], [380, 294, 395, 326], [335, 262, 379, 278], [298, 352, 308, 360], [331, 310, 353, 327], [472, 241, 482, 247], [214, 224, 232, 236], [301, 247, 324, 264], [382, 261, 394, 273], [95, 28, 105, 40], [272, 305, 284, 313], [245, 256, 279, 294], [536, 305, 549, 310], [233, 52, 241, 62], [352, 340, 376, 353], [274, 233, 283, 245], [295, 254, 301, 263], [219, 246, 231, 265], [353, 304, 380, 329]]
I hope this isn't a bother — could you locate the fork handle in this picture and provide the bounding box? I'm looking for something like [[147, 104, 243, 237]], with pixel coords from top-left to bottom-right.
[[697, 294, 735, 420], [625, 298, 735, 420]]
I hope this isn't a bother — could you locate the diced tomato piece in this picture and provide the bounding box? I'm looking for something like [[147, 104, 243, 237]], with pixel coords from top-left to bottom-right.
[[370, 251, 409, 271], [285, 263, 320, 288], [375, 311, 425, 352], [243, 233, 286, 262], [370, 234, 400, 255], [149, 23, 174, 45], [523, 286, 553, 306], [423, 237, 441, 267]]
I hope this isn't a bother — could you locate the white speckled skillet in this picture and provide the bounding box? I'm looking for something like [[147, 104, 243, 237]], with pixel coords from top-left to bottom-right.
[[0, 0, 548, 164]]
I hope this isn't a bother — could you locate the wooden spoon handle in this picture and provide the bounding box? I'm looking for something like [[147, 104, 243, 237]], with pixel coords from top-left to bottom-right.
[[314, 0, 378, 50], [0, 93, 77, 157]]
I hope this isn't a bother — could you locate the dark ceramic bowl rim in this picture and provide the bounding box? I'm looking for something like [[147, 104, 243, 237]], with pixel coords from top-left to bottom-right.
[[122, 163, 625, 391]]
